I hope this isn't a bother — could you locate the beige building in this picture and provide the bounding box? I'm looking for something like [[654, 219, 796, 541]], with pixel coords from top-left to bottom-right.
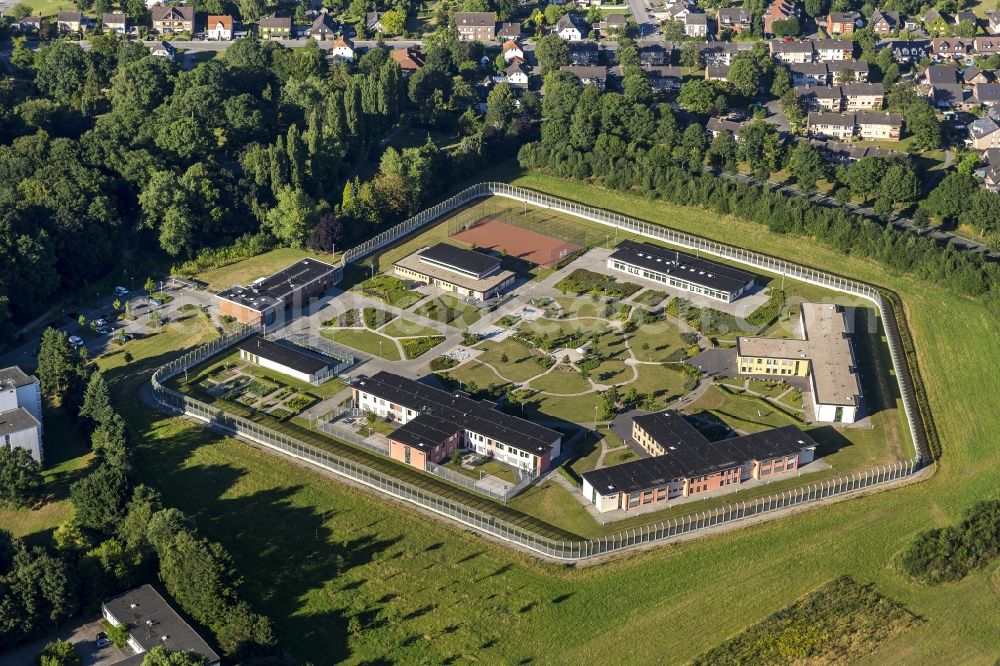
[[455, 12, 496, 41], [393, 243, 515, 301]]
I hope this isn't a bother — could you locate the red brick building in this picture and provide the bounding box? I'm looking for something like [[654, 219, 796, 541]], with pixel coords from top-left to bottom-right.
[[387, 412, 461, 469], [215, 258, 337, 325]]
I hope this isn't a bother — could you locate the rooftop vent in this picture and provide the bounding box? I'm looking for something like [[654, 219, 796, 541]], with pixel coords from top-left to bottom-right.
[[130, 603, 138, 609]]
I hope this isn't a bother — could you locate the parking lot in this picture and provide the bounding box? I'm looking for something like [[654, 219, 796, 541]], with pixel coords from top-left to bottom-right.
[[0, 617, 133, 665]]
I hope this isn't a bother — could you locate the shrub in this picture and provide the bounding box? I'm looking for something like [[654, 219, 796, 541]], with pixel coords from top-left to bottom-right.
[[555, 269, 641, 298], [900, 500, 1000, 584], [401, 336, 445, 359], [429, 355, 458, 371], [363, 307, 395, 329], [746, 289, 785, 328]]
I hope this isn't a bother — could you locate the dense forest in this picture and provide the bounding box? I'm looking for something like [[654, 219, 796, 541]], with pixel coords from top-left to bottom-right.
[[0, 28, 531, 337]]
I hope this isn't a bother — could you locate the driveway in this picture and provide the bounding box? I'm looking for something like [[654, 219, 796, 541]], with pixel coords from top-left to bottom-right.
[[0, 617, 133, 666]]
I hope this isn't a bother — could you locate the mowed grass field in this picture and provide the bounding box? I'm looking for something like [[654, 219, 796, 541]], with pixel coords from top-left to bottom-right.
[[194, 247, 337, 292], [92, 172, 1000, 664]]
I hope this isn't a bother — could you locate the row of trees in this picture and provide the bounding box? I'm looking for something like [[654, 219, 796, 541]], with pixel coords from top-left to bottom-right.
[[1, 332, 276, 660]]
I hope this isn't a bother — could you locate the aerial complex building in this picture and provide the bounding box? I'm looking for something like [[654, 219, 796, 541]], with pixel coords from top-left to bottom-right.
[[215, 258, 337, 325], [0, 366, 43, 463], [737, 302, 862, 423], [393, 243, 516, 301], [582, 411, 818, 513], [606, 240, 757, 303], [352, 372, 562, 474]]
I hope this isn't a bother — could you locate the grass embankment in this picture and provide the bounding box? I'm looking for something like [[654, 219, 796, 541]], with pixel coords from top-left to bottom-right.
[[65, 173, 1000, 664]]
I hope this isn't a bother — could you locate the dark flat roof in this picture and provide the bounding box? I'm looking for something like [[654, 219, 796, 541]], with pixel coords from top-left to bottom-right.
[[418, 243, 500, 277], [216, 258, 336, 312], [583, 412, 816, 495], [389, 413, 459, 451], [103, 585, 220, 664], [354, 372, 561, 456], [609, 240, 757, 295], [237, 336, 332, 375]]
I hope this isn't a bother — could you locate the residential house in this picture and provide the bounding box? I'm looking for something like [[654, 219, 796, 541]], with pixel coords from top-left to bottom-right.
[[258, 14, 292, 40], [705, 64, 730, 81], [502, 39, 524, 62], [102, 12, 127, 34], [806, 112, 857, 139], [151, 6, 194, 34], [968, 116, 1000, 149], [964, 66, 991, 84], [498, 22, 521, 40], [706, 116, 746, 138], [955, 10, 977, 27], [974, 82, 1000, 106], [102, 586, 220, 666], [639, 44, 669, 65], [717, 7, 752, 34], [391, 47, 424, 76], [764, 0, 798, 35], [811, 83, 884, 111], [886, 39, 929, 62], [0, 367, 43, 464], [455, 12, 496, 41], [506, 61, 530, 87], [150, 40, 177, 61], [974, 36, 1000, 56], [813, 138, 900, 162], [924, 8, 951, 35], [206, 14, 233, 40], [601, 13, 628, 35], [701, 41, 753, 66], [988, 11, 1000, 35], [17, 15, 42, 34], [826, 11, 857, 35], [771, 40, 813, 64], [645, 65, 684, 90], [308, 8, 337, 40], [870, 9, 899, 34], [684, 12, 708, 37], [814, 38, 853, 60], [789, 62, 830, 85], [568, 40, 599, 65], [856, 111, 902, 139], [931, 38, 970, 59], [982, 163, 1000, 191], [555, 13, 586, 40], [903, 16, 921, 31], [925, 63, 958, 89], [827, 59, 869, 82], [330, 36, 355, 62], [56, 10, 84, 33], [659, 1, 691, 21], [560, 64, 608, 88], [366, 11, 385, 33]]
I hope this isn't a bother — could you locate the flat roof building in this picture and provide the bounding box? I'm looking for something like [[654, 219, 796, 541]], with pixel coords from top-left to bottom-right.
[[102, 585, 220, 665], [0, 366, 43, 463], [737, 302, 862, 423], [393, 243, 515, 302], [215, 258, 337, 325], [386, 412, 462, 470], [582, 411, 818, 513], [353, 371, 562, 475], [237, 335, 343, 385], [606, 240, 757, 303]]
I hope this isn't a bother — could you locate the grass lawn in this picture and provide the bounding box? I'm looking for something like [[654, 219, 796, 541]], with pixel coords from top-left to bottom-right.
[[528, 367, 592, 395], [321, 328, 401, 361], [444, 459, 517, 484], [554, 296, 608, 318], [565, 430, 603, 479], [380, 318, 445, 339], [446, 361, 510, 391], [14, 0, 75, 16], [475, 338, 544, 383], [0, 403, 91, 544], [630, 363, 690, 400], [602, 446, 637, 467], [83, 172, 1000, 665], [689, 385, 802, 433], [413, 295, 482, 327], [193, 248, 336, 291]]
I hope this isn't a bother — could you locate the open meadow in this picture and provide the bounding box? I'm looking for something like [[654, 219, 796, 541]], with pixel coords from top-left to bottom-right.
[[85, 172, 1000, 664]]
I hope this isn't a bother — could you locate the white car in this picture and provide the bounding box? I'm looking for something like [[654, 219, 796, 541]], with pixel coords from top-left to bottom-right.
[[114, 286, 129, 297], [68, 335, 84, 347]]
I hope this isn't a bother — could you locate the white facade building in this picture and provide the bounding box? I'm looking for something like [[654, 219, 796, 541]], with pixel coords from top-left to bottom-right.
[[0, 367, 43, 463]]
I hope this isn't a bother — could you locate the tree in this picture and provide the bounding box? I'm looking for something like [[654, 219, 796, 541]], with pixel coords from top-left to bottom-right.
[[922, 172, 978, 226], [770, 17, 801, 37], [265, 187, 318, 249], [728, 55, 763, 97], [959, 190, 1000, 237], [80, 371, 113, 426], [535, 34, 569, 74], [880, 163, 919, 206], [70, 464, 131, 534], [36, 328, 79, 400], [678, 80, 725, 115], [53, 520, 91, 554], [34, 43, 89, 108], [0, 447, 42, 508], [679, 42, 703, 69], [140, 647, 208, 665], [485, 83, 516, 129], [380, 7, 407, 35], [306, 213, 345, 252], [144, 277, 156, 292], [770, 66, 791, 98], [737, 120, 783, 180], [788, 141, 826, 193], [91, 412, 132, 472], [36, 639, 80, 666]]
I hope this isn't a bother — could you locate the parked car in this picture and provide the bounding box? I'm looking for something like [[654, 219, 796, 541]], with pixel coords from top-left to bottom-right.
[[95, 326, 110, 335], [95, 631, 111, 648], [147, 297, 163, 307], [114, 286, 129, 297], [93, 318, 108, 327], [68, 335, 84, 347]]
